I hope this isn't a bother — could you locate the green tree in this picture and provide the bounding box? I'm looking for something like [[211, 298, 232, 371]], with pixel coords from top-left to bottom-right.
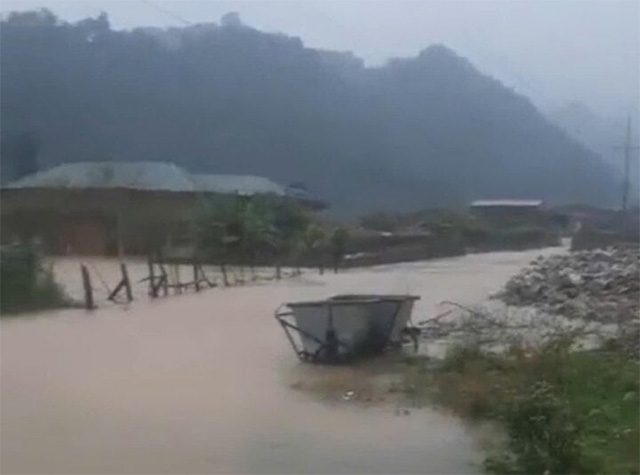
[[195, 196, 312, 282]]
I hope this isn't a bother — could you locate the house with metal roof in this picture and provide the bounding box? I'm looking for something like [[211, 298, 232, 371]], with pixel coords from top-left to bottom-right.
[[469, 198, 545, 227], [1, 161, 325, 255], [470, 199, 544, 208], [5, 161, 196, 192]]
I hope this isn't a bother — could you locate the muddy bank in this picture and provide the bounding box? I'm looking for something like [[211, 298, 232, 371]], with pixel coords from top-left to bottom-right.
[[1, 246, 564, 474]]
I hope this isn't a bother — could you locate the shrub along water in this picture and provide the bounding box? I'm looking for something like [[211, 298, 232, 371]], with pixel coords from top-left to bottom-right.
[[403, 342, 639, 474], [0, 244, 69, 315]]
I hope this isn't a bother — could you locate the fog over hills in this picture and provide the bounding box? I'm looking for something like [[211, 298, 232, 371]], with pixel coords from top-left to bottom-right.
[[0, 10, 619, 212]]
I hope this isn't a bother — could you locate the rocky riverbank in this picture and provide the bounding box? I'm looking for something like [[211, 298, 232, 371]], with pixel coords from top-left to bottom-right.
[[496, 247, 639, 323]]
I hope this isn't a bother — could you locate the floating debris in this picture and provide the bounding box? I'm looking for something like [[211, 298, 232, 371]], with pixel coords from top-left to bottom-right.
[[343, 390, 356, 401]]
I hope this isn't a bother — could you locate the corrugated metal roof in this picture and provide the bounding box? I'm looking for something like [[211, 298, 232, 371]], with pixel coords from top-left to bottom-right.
[[4, 162, 286, 196], [470, 199, 543, 207], [5, 161, 195, 192], [192, 174, 284, 196]]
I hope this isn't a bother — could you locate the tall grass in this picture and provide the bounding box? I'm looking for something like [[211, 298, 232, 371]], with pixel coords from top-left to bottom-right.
[[404, 343, 639, 474]]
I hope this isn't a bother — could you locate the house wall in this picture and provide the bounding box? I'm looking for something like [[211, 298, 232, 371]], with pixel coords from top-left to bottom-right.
[[1, 188, 198, 255], [470, 205, 544, 227], [1, 187, 322, 256], [56, 215, 111, 255]]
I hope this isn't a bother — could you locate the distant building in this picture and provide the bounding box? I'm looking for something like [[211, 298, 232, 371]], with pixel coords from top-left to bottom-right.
[[552, 204, 640, 248], [469, 199, 544, 226], [1, 161, 326, 255]]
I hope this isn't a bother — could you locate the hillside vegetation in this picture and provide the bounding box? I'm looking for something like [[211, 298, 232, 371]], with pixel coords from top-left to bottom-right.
[[1, 10, 617, 213]]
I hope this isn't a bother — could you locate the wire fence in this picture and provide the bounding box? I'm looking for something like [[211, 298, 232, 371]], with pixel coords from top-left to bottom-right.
[[45, 256, 302, 309]]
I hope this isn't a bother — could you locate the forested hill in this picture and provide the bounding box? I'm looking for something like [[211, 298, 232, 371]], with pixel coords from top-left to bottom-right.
[[0, 10, 618, 212]]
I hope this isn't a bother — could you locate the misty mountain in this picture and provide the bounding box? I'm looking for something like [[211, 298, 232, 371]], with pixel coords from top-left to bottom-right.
[[551, 103, 614, 167], [0, 10, 618, 213], [551, 102, 638, 206]]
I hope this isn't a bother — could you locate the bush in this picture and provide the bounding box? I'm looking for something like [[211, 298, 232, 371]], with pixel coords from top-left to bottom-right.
[[410, 343, 639, 474], [504, 380, 583, 474], [0, 245, 68, 315], [462, 225, 559, 251], [495, 226, 558, 249]]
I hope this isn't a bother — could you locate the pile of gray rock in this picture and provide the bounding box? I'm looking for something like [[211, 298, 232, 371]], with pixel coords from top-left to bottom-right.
[[498, 248, 639, 322]]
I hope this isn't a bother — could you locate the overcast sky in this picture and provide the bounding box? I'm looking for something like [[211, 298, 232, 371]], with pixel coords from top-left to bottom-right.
[[2, 0, 639, 118]]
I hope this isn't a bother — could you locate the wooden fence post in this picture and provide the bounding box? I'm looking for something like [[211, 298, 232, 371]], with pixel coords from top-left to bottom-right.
[[81, 264, 95, 310], [121, 262, 133, 302], [220, 263, 229, 287], [148, 255, 157, 298], [200, 264, 215, 288], [193, 261, 200, 292], [109, 262, 133, 303], [159, 262, 169, 296], [172, 264, 182, 295]]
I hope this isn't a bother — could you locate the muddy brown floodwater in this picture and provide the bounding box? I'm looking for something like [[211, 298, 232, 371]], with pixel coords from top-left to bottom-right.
[[1, 247, 564, 474]]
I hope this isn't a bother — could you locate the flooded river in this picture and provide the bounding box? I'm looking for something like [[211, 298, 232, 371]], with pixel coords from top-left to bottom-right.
[[1, 248, 563, 474]]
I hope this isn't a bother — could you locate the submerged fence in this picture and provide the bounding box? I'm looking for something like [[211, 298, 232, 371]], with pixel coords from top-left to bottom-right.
[[47, 256, 301, 311]]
